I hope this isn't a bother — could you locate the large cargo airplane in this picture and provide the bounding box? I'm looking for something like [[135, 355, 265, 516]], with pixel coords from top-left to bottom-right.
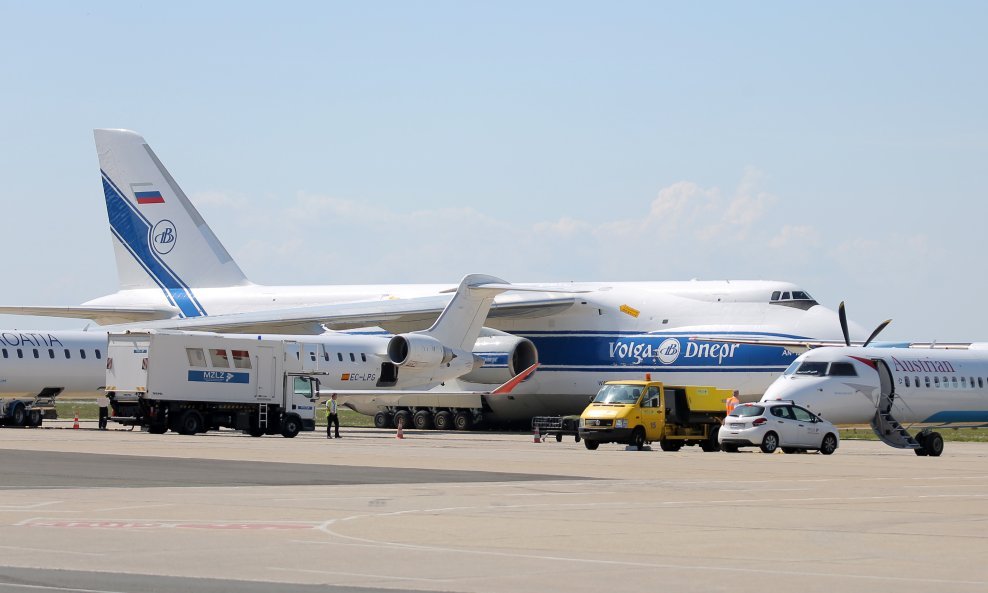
[[0, 129, 857, 424]]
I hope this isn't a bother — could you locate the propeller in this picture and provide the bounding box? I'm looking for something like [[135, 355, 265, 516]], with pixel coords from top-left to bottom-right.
[[838, 301, 892, 348]]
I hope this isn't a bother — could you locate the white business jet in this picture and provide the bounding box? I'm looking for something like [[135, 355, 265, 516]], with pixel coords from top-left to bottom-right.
[[0, 129, 856, 425]]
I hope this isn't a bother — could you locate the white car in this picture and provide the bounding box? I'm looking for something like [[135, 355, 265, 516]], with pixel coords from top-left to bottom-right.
[[719, 401, 839, 454]]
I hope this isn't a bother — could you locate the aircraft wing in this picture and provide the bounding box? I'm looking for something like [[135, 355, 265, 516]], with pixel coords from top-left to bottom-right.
[[689, 336, 980, 353], [0, 305, 180, 325], [97, 291, 580, 335]]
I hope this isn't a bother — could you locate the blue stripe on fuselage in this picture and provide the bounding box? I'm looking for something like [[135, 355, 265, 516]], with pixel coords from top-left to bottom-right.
[[922, 410, 988, 423], [101, 172, 205, 318]]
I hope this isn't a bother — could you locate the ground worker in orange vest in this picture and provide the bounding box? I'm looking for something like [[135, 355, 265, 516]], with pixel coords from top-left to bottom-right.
[[726, 391, 740, 415]]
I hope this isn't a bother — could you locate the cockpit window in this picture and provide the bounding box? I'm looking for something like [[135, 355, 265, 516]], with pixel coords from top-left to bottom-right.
[[769, 288, 819, 310], [783, 360, 801, 375], [795, 362, 828, 376], [828, 362, 857, 377]]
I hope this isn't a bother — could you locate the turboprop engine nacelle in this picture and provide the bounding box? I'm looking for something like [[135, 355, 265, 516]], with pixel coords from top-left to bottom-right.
[[461, 334, 539, 384]]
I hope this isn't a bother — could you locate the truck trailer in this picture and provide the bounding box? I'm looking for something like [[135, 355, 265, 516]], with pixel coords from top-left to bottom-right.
[[105, 331, 321, 437]]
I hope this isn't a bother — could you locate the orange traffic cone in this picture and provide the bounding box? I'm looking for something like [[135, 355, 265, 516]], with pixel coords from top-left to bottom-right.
[[533, 426, 541, 443], [72, 413, 79, 429], [395, 418, 404, 439]]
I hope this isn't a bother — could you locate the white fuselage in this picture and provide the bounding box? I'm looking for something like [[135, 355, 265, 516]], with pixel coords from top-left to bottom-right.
[[1, 280, 852, 421], [761, 346, 988, 425]]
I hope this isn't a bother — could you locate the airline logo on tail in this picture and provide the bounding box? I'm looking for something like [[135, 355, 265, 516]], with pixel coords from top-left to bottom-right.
[[102, 170, 206, 318]]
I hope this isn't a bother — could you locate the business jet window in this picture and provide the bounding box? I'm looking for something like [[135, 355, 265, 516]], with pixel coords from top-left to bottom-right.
[[980, 378, 984, 389], [95, 349, 102, 360], [361, 353, 367, 362], [350, 353, 356, 362], [828, 362, 857, 376], [337, 353, 343, 362], [795, 362, 828, 376]]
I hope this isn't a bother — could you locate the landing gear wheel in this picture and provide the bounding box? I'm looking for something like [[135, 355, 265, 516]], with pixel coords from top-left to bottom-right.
[[631, 427, 646, 450], [176, 410, 204, 435], [659, 440, 683, 452], [760, 431, 779, 454], [394, 411, 412, 431], [924, 432, 944, 457], [280, 415, 301, 438], [452, 411, 472, 431], [434, 411, 452, 430], [412, 410, 433, 430], [584, 440, 599, 450], [819, 433, 838, 455], [373, 412, 392, 429]]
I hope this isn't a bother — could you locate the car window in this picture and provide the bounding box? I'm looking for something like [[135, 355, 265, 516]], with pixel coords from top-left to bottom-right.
[[771, 406, 794, 419], [791, 406, 816, 422], [730, 405, 764, 417]]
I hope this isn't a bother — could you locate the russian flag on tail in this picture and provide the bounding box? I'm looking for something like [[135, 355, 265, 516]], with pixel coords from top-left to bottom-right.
[[131, 183, 165, 205]]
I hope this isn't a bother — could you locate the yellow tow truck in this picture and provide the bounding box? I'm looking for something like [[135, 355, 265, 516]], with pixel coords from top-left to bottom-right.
[[579, 379, 731, 451]]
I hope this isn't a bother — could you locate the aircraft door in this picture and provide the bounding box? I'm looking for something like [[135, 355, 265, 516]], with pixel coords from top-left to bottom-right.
[[874, 359, 894, 412], [639, 386, 664, 440]]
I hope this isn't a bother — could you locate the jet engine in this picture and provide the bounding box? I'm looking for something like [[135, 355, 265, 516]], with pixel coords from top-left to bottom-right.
[[460, 334, 538, 384], [387, 334, 455, 367]]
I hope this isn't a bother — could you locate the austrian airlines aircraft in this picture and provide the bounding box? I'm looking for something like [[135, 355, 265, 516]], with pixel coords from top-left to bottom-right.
[[0, 129, 857, 424], [761, 345, 988, 456]]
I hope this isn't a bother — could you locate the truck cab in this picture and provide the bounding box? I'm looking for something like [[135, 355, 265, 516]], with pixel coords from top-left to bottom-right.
[[579, 380, 730, 451]]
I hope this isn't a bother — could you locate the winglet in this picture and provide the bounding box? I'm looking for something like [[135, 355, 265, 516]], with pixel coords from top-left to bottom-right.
[[490, 363, 539, 395]]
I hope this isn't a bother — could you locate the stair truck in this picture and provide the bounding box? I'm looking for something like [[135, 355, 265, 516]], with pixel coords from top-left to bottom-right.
[[578, 379, 732, 451], [105, 331, 320, 437]]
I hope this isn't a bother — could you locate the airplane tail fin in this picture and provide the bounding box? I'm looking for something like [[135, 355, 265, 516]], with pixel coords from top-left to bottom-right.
[[422, 274, 517, 352], [95, 129, 250, 298]]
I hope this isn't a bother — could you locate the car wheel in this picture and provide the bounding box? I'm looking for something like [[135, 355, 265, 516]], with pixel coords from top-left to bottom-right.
[[819, 433, 838, 455], [584, 440, 599, 450], [721, 443, 739, 453], [630, 427, 646, 450], [760, 431, 779, 454], [925, 432, 944, 457], [433, 411, 452, 430]]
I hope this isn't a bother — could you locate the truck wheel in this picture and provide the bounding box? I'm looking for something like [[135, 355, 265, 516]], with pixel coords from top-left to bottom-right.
[[27, 409, 42, 427], [10, 403, 26, 427], [280, 415, 301, 438], [760, 431, 779, 454], [700, 426, 721, 452], [659, 440, 683, 452], [148, 423, 168, 435], [248, 425, 265, 437], [452, 411, 472, 431], [631, 427, 646, 450], [412, 410, 433, 430], [373, 412, 392, 429], [177, 410, 204, 435], [434, 411, 452, 430], [584, 440, 600, 450]]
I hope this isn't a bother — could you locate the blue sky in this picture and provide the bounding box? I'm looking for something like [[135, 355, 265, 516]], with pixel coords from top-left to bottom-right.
[[1, 1, 986, 340]]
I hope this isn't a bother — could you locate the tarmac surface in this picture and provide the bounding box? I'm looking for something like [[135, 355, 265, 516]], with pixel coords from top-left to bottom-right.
[[1, 422, 987, 593]]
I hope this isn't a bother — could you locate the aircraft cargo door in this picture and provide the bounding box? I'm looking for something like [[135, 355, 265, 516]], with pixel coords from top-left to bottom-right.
[[256, 345, 277, 401]]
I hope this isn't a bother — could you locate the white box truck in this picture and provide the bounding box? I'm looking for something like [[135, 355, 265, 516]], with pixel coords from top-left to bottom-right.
[[105, 331, 320, 437]]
